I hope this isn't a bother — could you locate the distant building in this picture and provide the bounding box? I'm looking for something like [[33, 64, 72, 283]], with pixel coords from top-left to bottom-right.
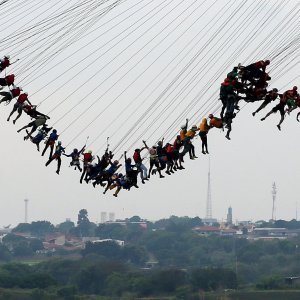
[[90, 239, 124, 247], [100, 212, 107, 223], [250, 228, 300, 240], [227, 207, 233, 225], [109, 212, 115, 222]]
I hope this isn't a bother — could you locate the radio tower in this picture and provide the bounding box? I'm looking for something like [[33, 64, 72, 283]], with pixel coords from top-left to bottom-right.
[[206, 157, 212, 219], [271, 182, 277, 221], [24, 199, 29, 223]]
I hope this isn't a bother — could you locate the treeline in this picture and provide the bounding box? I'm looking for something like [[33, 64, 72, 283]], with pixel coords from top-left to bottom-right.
[[0, 257, 236, 299]]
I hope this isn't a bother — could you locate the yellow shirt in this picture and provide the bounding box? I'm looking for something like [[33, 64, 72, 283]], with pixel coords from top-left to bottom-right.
[[180, 129, 186, 141], [186, 129, 196, 138], [199, 118, 209, 132]]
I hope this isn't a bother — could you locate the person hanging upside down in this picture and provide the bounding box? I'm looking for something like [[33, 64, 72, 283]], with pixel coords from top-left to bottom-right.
[[7, 92, 31, 124], [41, 129, 59, 159], [261, 86, 299, 131], [45, 141, 65, 174], [0, 86, 22, 105]]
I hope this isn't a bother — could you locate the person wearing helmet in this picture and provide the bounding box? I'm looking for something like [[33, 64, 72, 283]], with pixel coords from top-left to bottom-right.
[[0, 86, 22, 105], [179, 118, 189, 141], [80, 150, 94, 184], [26, 124, 52, 151], [252, 88, 280, 116], [208, 114, 223, 129], [0, 56, 10, 73], [133, 145, 148, 184], [199, 118, 210, 154], [261, 87, 299, 130], [41, 129, 59, 159], [0, 74, 15, 89], [7, 92, 32, 124], [45, 141, 65, 174], [143, 140, 164, 178], [63, 145, 86, 172], [185, 125, 198, 159]]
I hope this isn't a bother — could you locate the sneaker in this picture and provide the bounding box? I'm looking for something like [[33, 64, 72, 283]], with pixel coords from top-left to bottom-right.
[[113, 194, 118, 197], [159, 175, 165, 178], [170, 170, 174, 174], [165, 171, 171, 175], [202, 151, 206, 154], [6, 118, 9, 122], [13, 120, 16, 124], [56, 170, 60, 175], [277, 124, 281, 131], [252, 112, 256, 117], [261, 118, 265, 121], [193, 156, 198, 159]]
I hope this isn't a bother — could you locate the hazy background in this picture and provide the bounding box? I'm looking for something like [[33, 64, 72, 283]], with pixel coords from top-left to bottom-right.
[[0, 0, 299, 226]]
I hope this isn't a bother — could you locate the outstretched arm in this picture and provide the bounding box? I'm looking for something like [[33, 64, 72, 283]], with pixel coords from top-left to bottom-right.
[[142, 140, 149, 149]]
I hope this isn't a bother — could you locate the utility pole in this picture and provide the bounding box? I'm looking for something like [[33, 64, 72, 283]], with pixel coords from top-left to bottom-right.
[[24, 199, 29, 223], [271, 182, 276, 221]]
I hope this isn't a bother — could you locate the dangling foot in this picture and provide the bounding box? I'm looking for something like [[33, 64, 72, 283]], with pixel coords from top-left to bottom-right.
[[113, 193, 118, 197], [13, 120, 16, 125], [277, 124, 281, 131], [261, 117, 265, 121], [252, 112, 256, 117], [56, 170, 60, 175], [225, 135, 231, 140], [202, 151, 206, 154], [206, 151, 209, 154]]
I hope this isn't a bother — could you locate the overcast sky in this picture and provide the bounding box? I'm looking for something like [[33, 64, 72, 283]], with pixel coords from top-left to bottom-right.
[[0, 0, 300, 227]]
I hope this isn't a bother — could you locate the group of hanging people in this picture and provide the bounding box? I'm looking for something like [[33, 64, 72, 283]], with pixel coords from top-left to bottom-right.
[[1, 55, 299, 197]]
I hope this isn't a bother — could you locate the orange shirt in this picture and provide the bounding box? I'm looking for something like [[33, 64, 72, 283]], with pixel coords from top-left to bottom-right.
[[180, 129, 186, 141], [199, 118, 210, 132], [186, 129, 197, 138], [210, 117, 223, 129]]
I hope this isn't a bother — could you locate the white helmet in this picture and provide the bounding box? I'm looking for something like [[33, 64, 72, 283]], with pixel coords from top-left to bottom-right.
[[180, 124, 186, 129], [19, 87, 23, 91], [4, 55, 10, 59], [24, 92, 28, 96], [192, 125, 197, 130]]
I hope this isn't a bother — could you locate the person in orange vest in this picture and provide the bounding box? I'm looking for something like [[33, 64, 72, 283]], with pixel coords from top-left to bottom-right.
[[199, 118, 210, 154], [208, 114, 223, 129], [179, 118, 189, 141], [185, 125, 198, 159]]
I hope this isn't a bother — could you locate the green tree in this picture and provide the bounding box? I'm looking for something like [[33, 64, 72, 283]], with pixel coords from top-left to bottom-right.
[[77, 209, 91, 237], [57, 220, 75, 234]]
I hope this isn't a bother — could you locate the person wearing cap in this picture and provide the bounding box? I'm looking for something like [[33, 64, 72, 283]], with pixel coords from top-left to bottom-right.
[[63, 145, 86, 172], [0, 86, 22, 104], [252, 88, 280, 116], [7, 92, 32, 124], [199, 118, 210, 154], [143, 140, 164, 178], [41, 129, 59, 159], [45, 141, 65, 174], [185, 125, 198, 159], [0, 55, 10, 73], [261, 86, 299, 130]]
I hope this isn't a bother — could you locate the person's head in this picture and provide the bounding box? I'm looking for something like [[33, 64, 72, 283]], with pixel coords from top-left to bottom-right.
[[126, 157, 132, 163], [192, 125, 197, 131], [88, 150, 92, 154], [208, 113, 214, 119], [58, 141, 62, 145], [176, 135, 181, 140], [53, 129, 57, 133], [73, 148, 78, 153], [135, 148, 140, 153], [180, 124, 186, 129], [265, 59, 270, 65], [157, 141, 162, 146], [4, 55, 10, 59], [113, 160, 119, 165], [272, 88, 278, 93]]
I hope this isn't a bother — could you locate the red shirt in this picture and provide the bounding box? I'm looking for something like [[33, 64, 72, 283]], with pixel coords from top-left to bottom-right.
[[11, 88, 21, 98], [17, 93, 28, 103], [83, 153, 92, 162], [5, 74, 14, 85], [1, 58, 10, 69]]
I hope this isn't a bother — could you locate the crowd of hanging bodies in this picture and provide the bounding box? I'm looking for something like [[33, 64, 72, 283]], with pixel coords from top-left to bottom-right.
[[0, 55, 299, 197]]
